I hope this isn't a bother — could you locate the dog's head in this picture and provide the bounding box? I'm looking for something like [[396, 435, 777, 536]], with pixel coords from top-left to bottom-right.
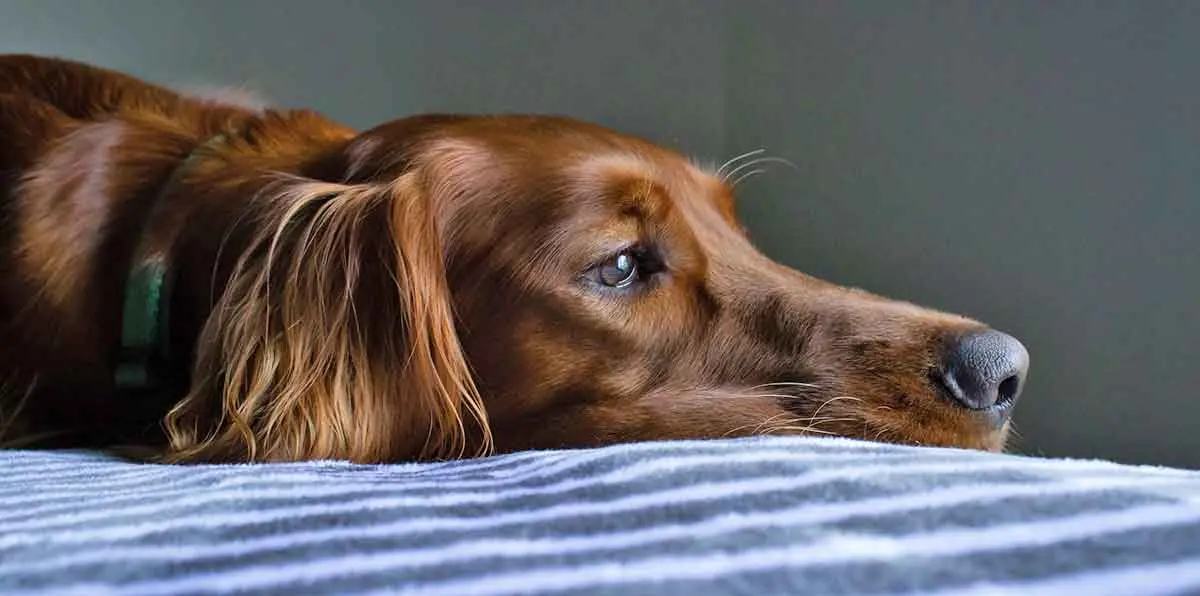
[[166, 114, 1029, 462]]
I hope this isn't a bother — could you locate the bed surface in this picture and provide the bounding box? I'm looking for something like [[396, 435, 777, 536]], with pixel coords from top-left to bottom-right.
[[3, 436, 1200, 595]]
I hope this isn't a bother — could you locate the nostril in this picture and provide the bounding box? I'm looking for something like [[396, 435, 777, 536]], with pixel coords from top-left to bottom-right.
[[996, 374, 1022, 408], [937, 329, 1030, 411]]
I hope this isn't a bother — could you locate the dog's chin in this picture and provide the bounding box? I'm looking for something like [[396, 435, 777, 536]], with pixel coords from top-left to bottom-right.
[[872, 419, 1014, 453]]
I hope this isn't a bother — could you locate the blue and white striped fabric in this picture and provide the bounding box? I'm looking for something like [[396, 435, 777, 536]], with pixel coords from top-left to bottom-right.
[[2, 436, 1200, 595]]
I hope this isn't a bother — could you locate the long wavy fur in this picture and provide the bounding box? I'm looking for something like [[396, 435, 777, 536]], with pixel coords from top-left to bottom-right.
[[162, 173, 492, 463]]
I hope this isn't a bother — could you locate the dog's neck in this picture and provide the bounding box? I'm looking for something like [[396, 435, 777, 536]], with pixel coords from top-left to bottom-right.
[[115, 111, 356, 404], [114, 130, 236, 392]]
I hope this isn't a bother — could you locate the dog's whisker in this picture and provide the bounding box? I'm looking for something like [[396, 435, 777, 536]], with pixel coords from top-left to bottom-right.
[[800, 417, 861, 429], [747, 381, 823, 390], [750, 408, 863, 438], [799, 415, 860, 423], [761, 424, 839, 436], [726, 412, 786, 436], [753, 412, 798, 434], [724, 155, 801, 182], [808, 395, 864, 425], [734, 393, 820, 401], [872, 426, 894, 443], [721, 412, 795, 437], [818, 395, 865, 406], [716, 148, 766, 179], [731, 169, 766, 188], [701, 393, 799, 401]]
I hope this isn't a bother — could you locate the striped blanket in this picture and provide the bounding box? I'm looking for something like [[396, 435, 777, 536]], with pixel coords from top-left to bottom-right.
[[2, 436, 1200, 595]]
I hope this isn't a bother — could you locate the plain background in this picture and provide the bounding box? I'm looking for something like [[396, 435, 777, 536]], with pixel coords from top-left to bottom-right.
[[2, 0, 1197, 468]]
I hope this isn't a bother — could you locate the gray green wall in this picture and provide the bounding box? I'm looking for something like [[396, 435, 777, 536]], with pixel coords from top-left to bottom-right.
[[3, 1, 1196, 467]]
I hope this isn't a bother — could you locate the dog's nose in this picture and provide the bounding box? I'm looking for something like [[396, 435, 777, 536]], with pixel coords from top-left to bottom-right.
[[936, 329, 1030, 410]]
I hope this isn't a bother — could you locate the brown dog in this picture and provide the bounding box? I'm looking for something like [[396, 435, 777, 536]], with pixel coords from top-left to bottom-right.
[[0, 54, 1029, 463]]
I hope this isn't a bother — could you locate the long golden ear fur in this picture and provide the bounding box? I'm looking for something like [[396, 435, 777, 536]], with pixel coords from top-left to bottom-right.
[[162, 174, 491, 463]]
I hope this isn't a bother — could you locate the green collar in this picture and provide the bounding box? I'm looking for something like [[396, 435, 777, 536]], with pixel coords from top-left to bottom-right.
[[113, 131, 231, 392], [114, 257, 171, 390]]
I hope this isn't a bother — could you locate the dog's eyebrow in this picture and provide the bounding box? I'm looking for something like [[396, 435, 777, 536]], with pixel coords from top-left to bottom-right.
[[567, 152, 655, 181]]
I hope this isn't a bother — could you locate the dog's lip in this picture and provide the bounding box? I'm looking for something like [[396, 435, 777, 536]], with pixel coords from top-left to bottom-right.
[[976, 400, 1016, 429]]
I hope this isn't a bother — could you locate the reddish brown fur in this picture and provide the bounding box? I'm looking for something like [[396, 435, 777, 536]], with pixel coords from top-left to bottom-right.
[[0, 55, 1025, 462]]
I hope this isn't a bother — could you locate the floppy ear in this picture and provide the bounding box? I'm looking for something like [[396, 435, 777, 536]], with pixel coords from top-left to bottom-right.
[[162, 173, 491, 463]]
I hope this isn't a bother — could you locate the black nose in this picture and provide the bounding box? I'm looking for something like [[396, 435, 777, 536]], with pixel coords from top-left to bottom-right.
[[936, 329, 1030, 410]]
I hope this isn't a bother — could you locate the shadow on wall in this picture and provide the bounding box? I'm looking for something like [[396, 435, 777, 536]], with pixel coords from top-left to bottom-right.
[[3, 0, 1198, 468]]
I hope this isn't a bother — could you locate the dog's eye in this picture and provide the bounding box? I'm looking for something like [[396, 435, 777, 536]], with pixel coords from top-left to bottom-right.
[[598, 251, 639, 288], [589, 246, 663, 291]]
